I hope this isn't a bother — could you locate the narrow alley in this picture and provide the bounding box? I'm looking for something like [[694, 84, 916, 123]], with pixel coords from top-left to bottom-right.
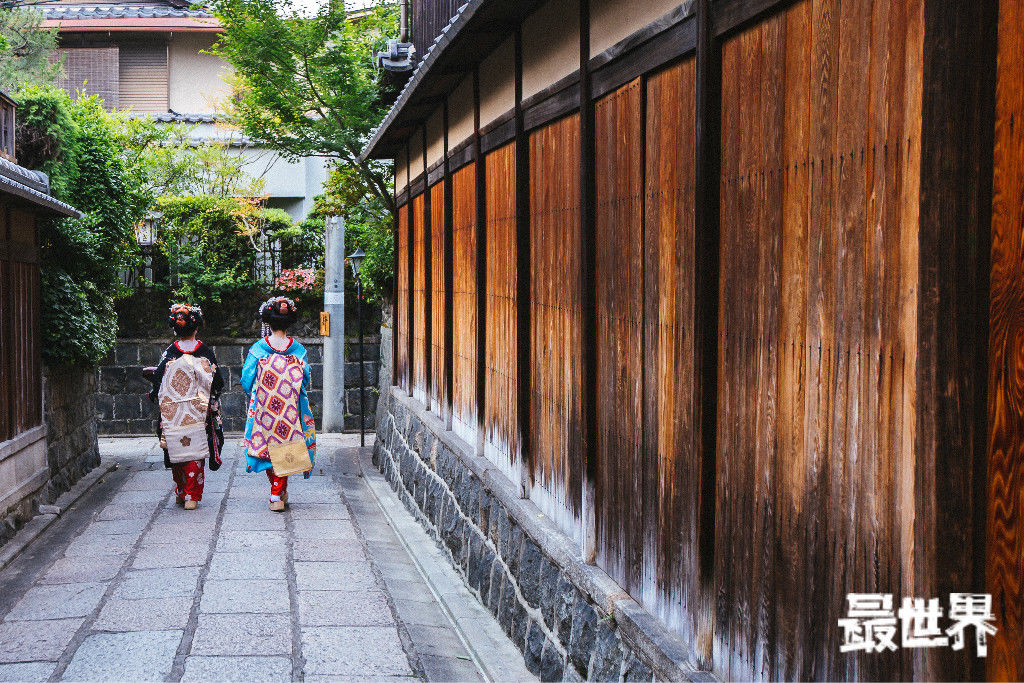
[[0, 435, 534, 682]]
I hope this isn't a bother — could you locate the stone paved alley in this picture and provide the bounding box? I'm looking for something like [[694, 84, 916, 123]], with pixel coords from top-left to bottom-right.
[[0, 435, 534, 682]]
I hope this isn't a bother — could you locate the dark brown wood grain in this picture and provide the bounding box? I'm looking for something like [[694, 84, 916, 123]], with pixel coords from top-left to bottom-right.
[[413, 193, 428, 403], [987, 0, 1024, 677], [395, 204, 410, 391], [484, 142, 519, 475], [430, 181, 447, 414], [452, 162, 477, 441], [529, 114, 584, 537]]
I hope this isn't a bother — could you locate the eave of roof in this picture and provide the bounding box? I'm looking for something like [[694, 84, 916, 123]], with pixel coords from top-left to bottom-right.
[[360, 0, 549, 162], [0, 159, 83, 218], [42, 16, 221, 31]]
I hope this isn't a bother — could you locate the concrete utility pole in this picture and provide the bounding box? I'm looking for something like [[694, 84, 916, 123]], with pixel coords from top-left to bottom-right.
[[322, 215, 346, 432]]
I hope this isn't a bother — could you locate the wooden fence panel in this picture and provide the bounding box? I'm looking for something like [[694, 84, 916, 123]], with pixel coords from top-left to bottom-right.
[[452, 163, 478, 443], [430, 181, 447, 413], [395, 204, 409, 389], [529, 114, 583, 542], [642, 57, 699, 645], [413, 193, 428, 403], [594, 78, 644, 596], [484, 142, 519, 479], [0, 244, 9, 443], [714, 1, 920, 680], [988, 0, 1024, 676]]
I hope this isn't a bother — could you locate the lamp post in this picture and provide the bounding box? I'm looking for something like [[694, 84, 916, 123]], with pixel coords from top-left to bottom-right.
[[348, 246, 366, 447]]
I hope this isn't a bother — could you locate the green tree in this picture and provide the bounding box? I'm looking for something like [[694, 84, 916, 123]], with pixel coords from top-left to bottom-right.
[[212, 0, 397, 214], [16, 88, 150, 364], [0, 8, 61, 91]]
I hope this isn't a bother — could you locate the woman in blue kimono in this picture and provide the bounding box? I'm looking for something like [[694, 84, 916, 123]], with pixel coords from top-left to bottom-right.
[[241, 297, 316, 511]]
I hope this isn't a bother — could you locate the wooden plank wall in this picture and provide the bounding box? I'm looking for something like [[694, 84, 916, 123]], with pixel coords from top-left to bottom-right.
[[529, 114, 584, 542], [643, 57, 699, 645], [713, 1, 920, 679], [988, 0, 1024, 677], [452, 163, 478, 443], [0, 204, 42, 442], [594, 79, 645, 597], [484, 142, 520, 478], [395, 205, 410, 390], [430, 181, 447, 414], [412, 194, 428, 404]]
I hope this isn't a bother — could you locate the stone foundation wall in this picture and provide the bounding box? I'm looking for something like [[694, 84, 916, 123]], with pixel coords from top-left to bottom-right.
[[44, 366, 101, 500], [96, 337, 380, 435], [373, 333, 708, 683]]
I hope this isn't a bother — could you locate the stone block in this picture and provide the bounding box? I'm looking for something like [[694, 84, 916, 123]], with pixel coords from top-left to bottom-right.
[[128, 419, 156, 435], [191, 614, 291, 656], [301, 626, 412, 678], [623, 650, 653, 682], [182, 656, 290, 683], [4, 582, 108, 622], [296, 589, 393, 627], [114, 566, 201, 600], [115, 343, 140, 365], [63, 631, 182, 682], [554, 576, 577, 644], [303, 344, 323, 363], [0, 619, 84, 663], [309, 363, 323, 388], [113, 394, 141, 420], [589, 619, 622, 680], [540, 642, 565, 683], [132, 542, 210, 569], [519, 539, 544, 610], [93, 596, 192, 631], [568, 599, 599, 676], [524, 620, 545, 676], [294, 561, 376, 592], [40, 555, 125, 584], [124, 366, 150, 394], [100, 366, 126, 394], [139, 343, 164, 366], [200, 579, 289, 614], [219, 392, 246, 416]]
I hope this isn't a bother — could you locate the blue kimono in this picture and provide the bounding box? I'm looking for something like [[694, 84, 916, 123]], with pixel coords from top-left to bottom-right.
[[242, 336, 316, 477]]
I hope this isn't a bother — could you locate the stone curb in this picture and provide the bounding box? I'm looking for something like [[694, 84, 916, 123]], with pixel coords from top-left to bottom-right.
[[0, 459, 117, 573], [358, 450, 498, 682]]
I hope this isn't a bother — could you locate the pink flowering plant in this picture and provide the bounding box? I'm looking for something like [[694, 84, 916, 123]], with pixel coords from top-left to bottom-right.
[[274, 268, 319, 292]]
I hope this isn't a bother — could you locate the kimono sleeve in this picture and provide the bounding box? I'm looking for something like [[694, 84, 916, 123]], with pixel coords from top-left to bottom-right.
[[241, 347, 260, 396]]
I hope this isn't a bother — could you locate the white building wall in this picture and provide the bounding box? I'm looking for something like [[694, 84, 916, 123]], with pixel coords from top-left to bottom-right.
[[168, 33, 232, 114]]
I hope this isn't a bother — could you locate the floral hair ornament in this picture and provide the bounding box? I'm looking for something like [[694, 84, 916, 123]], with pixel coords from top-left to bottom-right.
[[167, 303, 204, 331], [258, 296, 297, 337]]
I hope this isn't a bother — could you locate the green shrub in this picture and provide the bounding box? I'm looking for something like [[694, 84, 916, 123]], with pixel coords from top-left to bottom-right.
[[16, 87, 149, 365]]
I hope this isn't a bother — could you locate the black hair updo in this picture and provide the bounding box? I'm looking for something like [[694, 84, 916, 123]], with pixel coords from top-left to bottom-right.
[[168, 303, 204, 337], [259, 296, 298, 333]]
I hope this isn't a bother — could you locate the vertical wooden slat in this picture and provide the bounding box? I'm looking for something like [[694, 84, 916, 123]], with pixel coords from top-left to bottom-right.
[[452, 163, 478, 443], [484, 142, 519, 479], [430, 181, 447, 413], [988, 0, 1024, 677], [474, 68, 488, 452], [515, 26, 532, 494], [594, 79, 644, 596], [413, 193, 428, 404], [529, 114, 583, 542], [395, 204, 410, 390]]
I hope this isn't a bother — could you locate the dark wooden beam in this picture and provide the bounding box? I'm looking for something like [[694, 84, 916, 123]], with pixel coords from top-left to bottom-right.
[[712, 0, 791, 38], [591, 11, 697, 99], [579, 0, 598, 564], [444, 96, 455, 426], [693, 0, 719, 669], [422, 125, 433, 412], [406, 138, 415, 396], [514, 25, 532, 496], [474, 66, 487, 453], [916, 1, 997, 679]]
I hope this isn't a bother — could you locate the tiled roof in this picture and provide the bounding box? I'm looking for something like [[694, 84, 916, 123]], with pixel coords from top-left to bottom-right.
[[151, 112, 219, 123], [0, 157, 83, 218], [39, 3, 213, 20]]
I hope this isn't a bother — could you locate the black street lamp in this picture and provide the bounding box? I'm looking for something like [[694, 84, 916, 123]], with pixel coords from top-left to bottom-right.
[[347, 246, 366, 447]]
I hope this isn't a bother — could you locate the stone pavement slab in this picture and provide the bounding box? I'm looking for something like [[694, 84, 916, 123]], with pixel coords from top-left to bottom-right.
[[190, 614, 292, 656], [199, 579, 290, 613], [301, 626, 413, 678], [206, 551, 287, 581], [4, 582, 106, 621], [292, 538, 366, 562], [92, 596, 192, 631], [0, 618, 84, 663], [113, 566, 201, 600], [182, 656, 292, 682], [132, 542, 211, 569], [61, 630, 183, 682], [39, 555, 125, 584], [294, 561, 376, 592], [0, 662, 56, 682], [297, 589, 394, 626]]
